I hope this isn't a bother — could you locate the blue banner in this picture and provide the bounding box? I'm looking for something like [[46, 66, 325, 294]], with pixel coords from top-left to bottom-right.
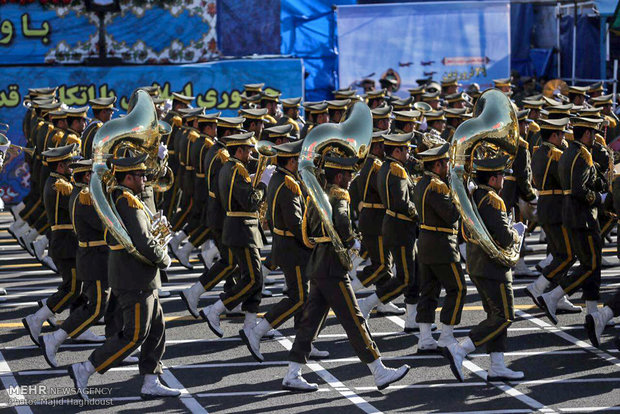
[[0, 58, 304, 204], [336, 1, 511, 95], [0, 1, 218, 64]]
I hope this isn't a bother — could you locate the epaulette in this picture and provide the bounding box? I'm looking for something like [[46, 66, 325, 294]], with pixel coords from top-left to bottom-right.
[[330, 186, 351, 203], [51, 130, 65, 145], [284, 175, 301, 196], [204, 136, 214, 149], [37, 121, 44, 128], [215, 147, 229, 163], [579, 145, 593, 167], [605, 115, 617, 129], [519, 137, 529, 149], [486, 191, 506, 212], [429, 177, 449, 195], [595, 133, 606, 147], [548, 146, 562, 162], [53, 178, 73, 196], [171, 115, 182, 128], [65, 133, 81, 146], [46, 123, 54, 134], [528, 121, 540, 133], [371, 158, 382, 173], [188, 130, 200, 143], [301, 196, 315, 249], [265, 115, 277, 124], [390, 162, 407, 179], [119, 190, 144, 210], [234, 163, 251, 183], [78, 188, 93, 206]]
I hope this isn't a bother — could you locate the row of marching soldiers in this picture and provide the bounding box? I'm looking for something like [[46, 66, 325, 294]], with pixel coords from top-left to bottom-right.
[[4, 78, 619, 399]]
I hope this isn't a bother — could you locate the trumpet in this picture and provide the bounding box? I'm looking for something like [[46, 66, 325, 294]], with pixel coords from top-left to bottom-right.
[[0, 133, 34, 156], [146, 207, 173, 247]]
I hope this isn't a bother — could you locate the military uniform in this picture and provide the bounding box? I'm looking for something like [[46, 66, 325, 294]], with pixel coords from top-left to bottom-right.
[[81, 97, 117, 158], [555, 119, 605, 301], [414, 144, 465, 327], [466, 178, 519, 352], [42, 145, 81, 314], [90, 155, 171, 375], [217, 132, 266, 313], [289, 157, 380, 365], [376, 133, 419, 307], [531, 119, 575, 281]]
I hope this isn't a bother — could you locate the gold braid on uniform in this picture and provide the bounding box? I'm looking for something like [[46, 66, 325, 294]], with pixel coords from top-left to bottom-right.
[[120, 190, 144, 210], [171, 115, 182, 127], [215, 148, 229, 164], [78, 188, 93, 206], [429, 177, 450, 195], [485, 191, 506, 212], [284, 175, 301, 196], [548, 146, 562, 162], [371, 158, 382, 173], [529, 121, 540, 132], [65, 133, 81, 146], [53, 178, 73, 196], [37, 121, 45, 128], [519, 137, 529, 150], [301, 196, 315, 249], [188, 130, 200, 143], [579, 146, 593, 167], [51, 130, 65, 146], [329, 186, 351, 203], [605, 115, 617, 128], [234, 163, 251, 183], [390, 162, 407, 179], [204, 136, 215, 148], [594, 133, 606, 147]]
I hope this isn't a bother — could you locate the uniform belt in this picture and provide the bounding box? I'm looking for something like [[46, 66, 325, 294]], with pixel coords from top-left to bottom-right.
[[208, 191, 216, 198], [360, 202, 385, 209], [51, 224, 73, 231], [420, 224, 458, 234], [168, 150, 176, 155], [196, 173, 205, 178], [108, 244, 124, 251], [311, 236, 331, 243], [538, 189, 563, 196], [504, 176, 517, 181], [386, 209, 413, 222], [226, 211, 259, 219], [78, 240, 107, 248], [273, 228, 294, 237], [186, 166, 195, 170], [563, 190, 572, 195], [180, 162, 186, 166]]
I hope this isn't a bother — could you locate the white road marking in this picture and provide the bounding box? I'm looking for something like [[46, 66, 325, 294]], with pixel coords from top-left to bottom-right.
[[0, 349, 33, 414]]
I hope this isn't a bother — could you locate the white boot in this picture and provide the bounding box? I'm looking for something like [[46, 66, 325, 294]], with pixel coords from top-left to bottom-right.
[[348, 254, 365, 279], [417, 323, 438, 353], [513, 257, 538, 277], [309, 344, 330, 360], [200, 300, 226, 338], [376, 301, 406, 316], [535, 253, 553, 273], [525, 276, 550, 307], [585, 306, 614, 347], [539, 286, 565, 325], [122, 354, 139, 364], [404, 304, 420, 332], [32, 235, 49, 262], [437, 324, 458, 348], [41, 255, 58, 273], [367, 358, 411, 390], [556, 295, 582, 314], [282, 362, 318, 392], [240, 318, 270, 362], [21, 228, 39, 256], [168, 230, 187, 253], [157, 288, 171, 298], [38, 298, 58, 327], [40, 328, 68, 368], [201, 240, 220, 269], [10, 202, 25, 218], [74, 329, 105, 343], [459, 243, 467, 261], [357, 293, 380, 320], [141, 374, 181, 399], [443, 336, 475, 382], [350, 276, 365, 292], [487, 352, 524, 381], [68, 360, 95, 400], [179, 282, 206, 318], [225, 303, 244, 316], [22, 304, 54, 346], [538, 228, 546, 243], [8, 216, 27, 237], [174, 241, 195, 270]]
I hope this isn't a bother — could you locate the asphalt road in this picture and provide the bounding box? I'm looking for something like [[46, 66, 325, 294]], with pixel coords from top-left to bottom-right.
[[0, 210, 619, 414]]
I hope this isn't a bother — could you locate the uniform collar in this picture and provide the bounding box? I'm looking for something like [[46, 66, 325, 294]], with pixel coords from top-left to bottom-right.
[[423, 170, 443, 181], [276, 166, 297, 179], [542, 141, 561, 150], [50, 171, 68, 180], [477, 183, 498, 195], [385, 156, 404, 166]]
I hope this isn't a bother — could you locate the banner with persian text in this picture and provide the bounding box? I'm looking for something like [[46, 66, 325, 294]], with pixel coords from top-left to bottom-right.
[[336, 1, 511, 95], [0, 58, 304, 203], [0, 0, 217, 64]]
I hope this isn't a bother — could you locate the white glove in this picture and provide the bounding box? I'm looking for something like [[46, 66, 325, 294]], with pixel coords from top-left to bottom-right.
[[601, 193, 607, 203], [0, 144, 9, 153], [513, 222, 526, 237], [419, 118, 428, 132], [350, 239, 361, 252], [467, 180, 477, 194], [158, 142, 168, 160], [260, 164, 276, 187]]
